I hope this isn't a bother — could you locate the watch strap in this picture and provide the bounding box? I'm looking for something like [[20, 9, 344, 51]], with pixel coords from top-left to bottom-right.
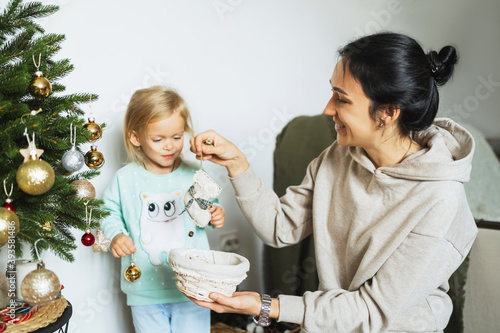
[[253, 293, 272, 327]]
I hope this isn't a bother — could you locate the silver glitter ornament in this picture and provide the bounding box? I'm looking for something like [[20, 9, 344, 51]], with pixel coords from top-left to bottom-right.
[[62, 146, 84, 173], [62, 123, 84, 173]]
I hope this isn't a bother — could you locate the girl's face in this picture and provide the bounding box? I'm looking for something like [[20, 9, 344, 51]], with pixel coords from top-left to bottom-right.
[[131, 112, 185, 175], [323, 60, 379, 149]]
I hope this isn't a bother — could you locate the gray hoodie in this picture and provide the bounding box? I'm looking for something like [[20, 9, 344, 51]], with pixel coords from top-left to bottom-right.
[[231, 118, 477, 333]]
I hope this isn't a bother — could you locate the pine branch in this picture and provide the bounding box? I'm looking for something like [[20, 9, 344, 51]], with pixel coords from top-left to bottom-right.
[[0, 0, 107, 262], [0, 1, 57, 43]]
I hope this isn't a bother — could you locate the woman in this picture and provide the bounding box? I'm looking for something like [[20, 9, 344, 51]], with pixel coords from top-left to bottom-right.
[[189, 32, 477, 333]]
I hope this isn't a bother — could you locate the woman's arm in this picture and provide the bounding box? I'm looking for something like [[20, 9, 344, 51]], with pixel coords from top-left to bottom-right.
[[190, 130, 316, 247]]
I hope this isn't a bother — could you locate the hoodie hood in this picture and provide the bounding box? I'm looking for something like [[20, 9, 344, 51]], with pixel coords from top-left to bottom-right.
[[350, 118, 475, 182]]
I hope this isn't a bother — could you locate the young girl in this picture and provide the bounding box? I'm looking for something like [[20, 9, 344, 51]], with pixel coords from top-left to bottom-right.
[[102, 86, 224, 333]]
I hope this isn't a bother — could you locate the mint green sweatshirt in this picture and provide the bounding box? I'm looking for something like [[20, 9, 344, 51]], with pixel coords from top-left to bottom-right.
[[231, 118, 477, 332], [102, 161, 211, 306]]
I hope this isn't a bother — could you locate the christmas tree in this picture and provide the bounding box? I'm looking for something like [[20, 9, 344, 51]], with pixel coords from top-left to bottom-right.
[[0, 0, 107, 262]]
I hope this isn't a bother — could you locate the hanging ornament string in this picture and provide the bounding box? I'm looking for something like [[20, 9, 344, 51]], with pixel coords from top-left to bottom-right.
[[3, 180, 13, 198], [20, 108, 43, 124], [33, 238, 48, 262], [199, 139, 213, 170], [81, 202, 95, 246], [83, 95, 103, 143], [23, 131, 39, 159], [87, 207, 92, 229], [84, 201, 92, 229], [89, 95, 93, 117], [3, 179, 16, 212], [70, 123, 76, 148], [32, 54, 41, 70]]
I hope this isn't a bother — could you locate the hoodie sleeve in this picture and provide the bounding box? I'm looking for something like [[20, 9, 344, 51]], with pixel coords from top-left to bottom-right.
[[230, 161, 318, 247], [278, 199, 476, 333], [102, 172, 130, 242]]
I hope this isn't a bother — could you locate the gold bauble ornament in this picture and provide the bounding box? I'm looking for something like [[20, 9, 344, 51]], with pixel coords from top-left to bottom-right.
[[28, 71, 52, 98], [84, 146, 105, 169], [0, 207, 20, 248], [125, 263, 141, 282], [16, 155, 55, 195], [21, 261, 61, 306], [70, 178, 96, 199], [124, 257, 141, 282], [83, 117, 103, 142]]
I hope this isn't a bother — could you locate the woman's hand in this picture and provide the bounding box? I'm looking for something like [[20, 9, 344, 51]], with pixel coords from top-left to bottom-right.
[[110, 233, 136, 258], [190, 130, 250, 178], [188, 292, 263, 316]]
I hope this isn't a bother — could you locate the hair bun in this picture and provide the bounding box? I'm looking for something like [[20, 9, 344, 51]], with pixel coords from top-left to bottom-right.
[[427, 46, 458, 86]]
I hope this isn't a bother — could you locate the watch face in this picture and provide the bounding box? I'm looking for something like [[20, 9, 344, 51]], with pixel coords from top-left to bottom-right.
[[253, 315, 271, 327]]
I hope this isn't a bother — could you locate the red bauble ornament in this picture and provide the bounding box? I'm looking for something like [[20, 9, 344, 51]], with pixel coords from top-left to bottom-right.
[[81, 230, 95, 246], [3, 199, 15, 213]]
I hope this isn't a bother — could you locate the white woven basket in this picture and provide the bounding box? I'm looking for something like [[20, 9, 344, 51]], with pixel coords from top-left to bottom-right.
[[168, 248, 250, 302]]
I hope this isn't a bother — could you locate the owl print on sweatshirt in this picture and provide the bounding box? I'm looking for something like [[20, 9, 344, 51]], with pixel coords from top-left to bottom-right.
[[139, 191, 185, 266]]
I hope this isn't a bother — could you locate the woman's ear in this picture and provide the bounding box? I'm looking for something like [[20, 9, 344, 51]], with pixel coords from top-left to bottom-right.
[[378, 105, 401, 127], [129, 130, 141, 148]]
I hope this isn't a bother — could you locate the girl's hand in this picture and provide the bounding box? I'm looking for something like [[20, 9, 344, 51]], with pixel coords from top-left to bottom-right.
[[110, 233, 136, 258], [190, 130, 250, 178], [209, 205, 225, 228], [188, 292, 263, 316]]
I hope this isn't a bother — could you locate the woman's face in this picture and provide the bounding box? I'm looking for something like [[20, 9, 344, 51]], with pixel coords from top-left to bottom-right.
[[323, 60, 379, 148]]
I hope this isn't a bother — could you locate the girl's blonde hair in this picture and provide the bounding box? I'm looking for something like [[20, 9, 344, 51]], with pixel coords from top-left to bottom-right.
[[123, 86, 194, 163]]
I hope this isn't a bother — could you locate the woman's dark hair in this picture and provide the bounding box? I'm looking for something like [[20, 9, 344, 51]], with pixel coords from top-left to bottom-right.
[[338, 32, 458, 136]]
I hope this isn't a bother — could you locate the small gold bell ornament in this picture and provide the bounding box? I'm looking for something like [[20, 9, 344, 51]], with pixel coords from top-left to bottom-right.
[[124, 253, 141, 282], [83, 117, 103, 142], [84, 145, 105, 169], [21, 240, 61, 306], [16, 133, 55, 195], [28, 54, 52, 99]]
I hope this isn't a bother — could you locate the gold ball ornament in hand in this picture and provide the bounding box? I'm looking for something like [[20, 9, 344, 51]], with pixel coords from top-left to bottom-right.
[[28, 71, 52, 99], [84, 146, 105, 169], [16, 156, 55, 195], [124, 262, 141, 282], [83, 117, 103, 142], [0, 207, 20, 248]]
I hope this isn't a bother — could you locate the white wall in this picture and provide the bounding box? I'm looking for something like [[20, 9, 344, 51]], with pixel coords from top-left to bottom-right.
[[1, 1, 498, 332]]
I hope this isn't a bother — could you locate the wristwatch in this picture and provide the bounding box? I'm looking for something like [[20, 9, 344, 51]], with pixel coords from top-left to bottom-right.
[[253, 294, 272, 327]]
